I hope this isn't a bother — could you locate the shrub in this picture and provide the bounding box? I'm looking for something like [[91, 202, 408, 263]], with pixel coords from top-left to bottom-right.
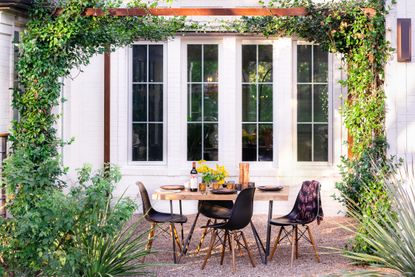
[[343, 160, 415, 275], [334, 137, 401, 253], [0, 165, 152, 276]]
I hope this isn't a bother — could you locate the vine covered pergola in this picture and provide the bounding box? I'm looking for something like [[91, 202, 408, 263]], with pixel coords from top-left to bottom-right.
[[0, 0, 391, 274]]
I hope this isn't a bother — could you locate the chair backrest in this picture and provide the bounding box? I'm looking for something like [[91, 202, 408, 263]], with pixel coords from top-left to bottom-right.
[[136, 182, 154, 221], [287, 180, 323, 224], [223, 187, 255, 231]]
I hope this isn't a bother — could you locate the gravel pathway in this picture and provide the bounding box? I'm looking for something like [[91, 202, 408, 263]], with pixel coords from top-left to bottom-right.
[[136, 215, 370, 277]]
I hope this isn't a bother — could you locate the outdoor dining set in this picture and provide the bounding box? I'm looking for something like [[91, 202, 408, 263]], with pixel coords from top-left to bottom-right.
[[137, 174, 323, 273]]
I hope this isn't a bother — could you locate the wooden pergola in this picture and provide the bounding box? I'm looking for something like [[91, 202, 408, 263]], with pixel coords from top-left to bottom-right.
[[55, 7, 375, 163]]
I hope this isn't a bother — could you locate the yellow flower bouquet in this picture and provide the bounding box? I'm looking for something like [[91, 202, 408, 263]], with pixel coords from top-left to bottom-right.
[[196, 160, 229, 185]]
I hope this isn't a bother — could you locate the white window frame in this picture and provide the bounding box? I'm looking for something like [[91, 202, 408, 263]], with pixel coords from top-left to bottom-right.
[[237, 39, 277, 168], [182, 39, 222, 163], [128, 42, 168, 165], [293, 41, 333, 165]]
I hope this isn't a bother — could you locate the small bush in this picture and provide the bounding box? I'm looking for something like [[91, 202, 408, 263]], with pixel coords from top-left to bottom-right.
[[0, 165, 152, 276], [334, 137, 401, 253], [343, 160, 415, 275]]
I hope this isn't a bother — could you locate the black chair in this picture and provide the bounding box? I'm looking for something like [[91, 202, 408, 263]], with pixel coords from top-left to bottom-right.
[[194, 200, 233, 254], [268, 180, 323, 267], [201, 188, 256, 273], [137, 182, 187, 263]]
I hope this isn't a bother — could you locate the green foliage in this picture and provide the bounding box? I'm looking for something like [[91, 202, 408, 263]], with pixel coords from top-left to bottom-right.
[[1, 0, 184, 274], [0, 165, 143, 276], [335, 138, 401, 253], [342, 160, 415, 276], [80, 219, 153, 277]]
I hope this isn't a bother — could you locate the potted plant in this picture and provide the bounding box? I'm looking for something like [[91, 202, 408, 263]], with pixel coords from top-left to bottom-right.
[[196, 160, 229, 189]]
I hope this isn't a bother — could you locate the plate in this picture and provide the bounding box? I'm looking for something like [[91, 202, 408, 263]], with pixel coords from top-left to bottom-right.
[[160, 185, 185, 191], [257, 185, 284, 192], [211, 189, 237, 194], [156, 188, 182, 193]]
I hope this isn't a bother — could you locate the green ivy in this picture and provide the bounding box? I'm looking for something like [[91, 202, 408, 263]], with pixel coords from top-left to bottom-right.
[[1, 0, 184, 274]]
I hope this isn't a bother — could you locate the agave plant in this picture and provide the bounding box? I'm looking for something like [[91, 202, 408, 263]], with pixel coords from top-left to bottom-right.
[[343, 160, 415, 276], [81, 218, 154, 277]]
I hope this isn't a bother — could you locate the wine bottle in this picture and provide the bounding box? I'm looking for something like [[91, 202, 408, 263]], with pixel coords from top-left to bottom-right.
[[190, 162, 198, 192]]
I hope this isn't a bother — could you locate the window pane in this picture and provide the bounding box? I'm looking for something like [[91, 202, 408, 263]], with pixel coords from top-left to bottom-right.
[[187, 123, 202, 161], [242, 124, 257, 161], [149, 123, 163, 161], [132, 124, 147, 161], [259, 84, 273, 122], [149, 45, 163, 82], [258, 45, 272, 83], [242, 45, 257, 83], [204, 45, 218, 82], [297, 84, 312, 122], [133, 45, 147, 82], [204, 123, 218, 161], [314, 84, 328, 122], [204, 84, 218, 121], [148, 84, 163, 122], [314, 124, 328, 161], [297, 45, 311, 83], [242, 85, 257, 122], [313, 45, 328, 83], [259, 124, 273, 161], [132, 84, 147, 122], [187, 84, 202, 122], [188, 45, 202, 82], [297, 124, 312, 161]]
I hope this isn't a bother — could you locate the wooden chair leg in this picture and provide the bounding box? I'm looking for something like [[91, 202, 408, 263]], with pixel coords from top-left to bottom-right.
[[269, 227, 283, 260], [290, 226, 296, 268], [237, 235, 243, 257], [142, 222, 156, 263], [201, 229, 217, 270], [241, 231, 256, 268], [231, 232, 236, 274], [295, 225, 299, 259], [227, 231, 232, 252], [172, 224, 182, 252], [220, 230, 227, 265], [196, 219, 211, 254], [307, 226, 320, 263]]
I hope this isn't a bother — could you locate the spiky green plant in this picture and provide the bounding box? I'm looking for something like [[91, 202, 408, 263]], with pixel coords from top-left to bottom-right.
[[81, 218, 154, 277], [343, 160, 415, 276]]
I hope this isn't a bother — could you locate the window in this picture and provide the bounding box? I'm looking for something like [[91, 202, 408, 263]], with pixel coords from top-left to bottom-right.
[[187, 44, 219, 161], [297, 44, 329, 162], [241, 45, 273, 162], [131, 44, 164, 161]]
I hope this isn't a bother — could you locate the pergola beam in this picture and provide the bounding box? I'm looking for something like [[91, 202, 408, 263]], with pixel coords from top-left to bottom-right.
[[56, 7, 309, 17], [54, 7, 376, 18]]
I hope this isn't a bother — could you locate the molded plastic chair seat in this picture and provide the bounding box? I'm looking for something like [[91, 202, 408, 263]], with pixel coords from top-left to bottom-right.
[[270, 216, 298, 226], [148, 210, 187, 224], [198, 200, 233, 220]]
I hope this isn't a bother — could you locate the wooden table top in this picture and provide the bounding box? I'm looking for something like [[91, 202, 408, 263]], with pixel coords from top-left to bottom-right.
[[152, 187, 289, 201]]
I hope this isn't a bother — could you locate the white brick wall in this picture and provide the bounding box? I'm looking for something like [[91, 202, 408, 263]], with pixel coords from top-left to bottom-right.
[[60, 36, 346, 216], [385, 0, 415, 160]]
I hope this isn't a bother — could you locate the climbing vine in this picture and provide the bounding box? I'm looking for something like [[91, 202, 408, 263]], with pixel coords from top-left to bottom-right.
[[1, 0, 185, 274], [0, 0, 395, 272]]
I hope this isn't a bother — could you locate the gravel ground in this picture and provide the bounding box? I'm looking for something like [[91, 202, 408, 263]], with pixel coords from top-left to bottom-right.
[[136, 215, 372, 277]]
